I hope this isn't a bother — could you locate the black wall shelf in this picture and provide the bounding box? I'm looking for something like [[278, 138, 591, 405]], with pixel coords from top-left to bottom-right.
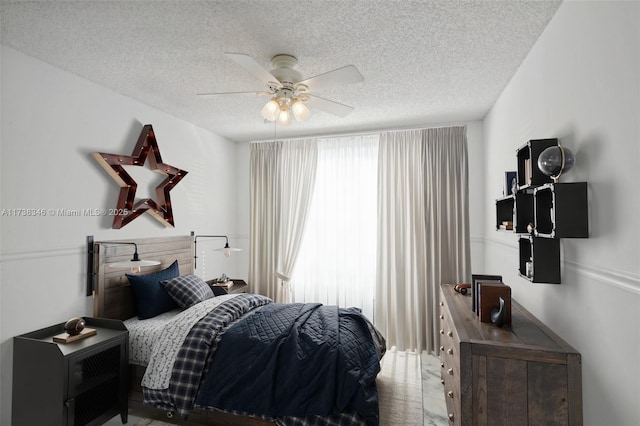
[[534, 182, 589, 238], [495, 195, 514, 230], [518, 236, 561, 284], [516, 138, 558, 189], [496, 138, 589, 284]]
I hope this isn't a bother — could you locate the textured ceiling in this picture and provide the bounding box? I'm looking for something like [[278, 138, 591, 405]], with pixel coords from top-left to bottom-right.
[[1, 1, 561, 142]]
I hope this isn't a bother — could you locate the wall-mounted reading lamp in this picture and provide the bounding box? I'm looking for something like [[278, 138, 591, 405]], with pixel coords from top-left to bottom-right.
[[86, 235, 161, 296], [191, 231, 242, 269]]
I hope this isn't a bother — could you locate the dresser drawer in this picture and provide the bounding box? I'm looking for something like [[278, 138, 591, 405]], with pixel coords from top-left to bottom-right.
[[443, 379, 459, 424], [439, 296, 461, 424]]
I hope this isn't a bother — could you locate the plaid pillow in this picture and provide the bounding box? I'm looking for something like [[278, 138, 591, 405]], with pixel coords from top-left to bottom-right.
[[161, 274, 214, 309]]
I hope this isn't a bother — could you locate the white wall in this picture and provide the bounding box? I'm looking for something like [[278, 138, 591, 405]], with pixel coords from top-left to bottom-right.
[[0, 46, 240, 424], [483, 2, 640, 425], [234, 142, 252, 281], [465, 121, 486, 273]]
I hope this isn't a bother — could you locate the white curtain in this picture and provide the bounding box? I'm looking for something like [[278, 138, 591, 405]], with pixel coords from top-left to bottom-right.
[[376, 126, 470, 352], [249, 139, 318, 302], [250, 127, 470, 350], [290, 135, 378, 320]]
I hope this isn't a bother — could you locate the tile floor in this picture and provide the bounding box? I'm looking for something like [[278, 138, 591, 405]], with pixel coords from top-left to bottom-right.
[[421, 352, 448, 426]]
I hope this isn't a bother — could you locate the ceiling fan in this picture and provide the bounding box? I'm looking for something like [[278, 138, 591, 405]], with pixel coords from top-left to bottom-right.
[[198, 53, 364, 126]]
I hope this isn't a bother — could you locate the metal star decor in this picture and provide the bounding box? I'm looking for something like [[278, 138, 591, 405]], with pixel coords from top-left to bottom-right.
[[91, 124, 188, 229]]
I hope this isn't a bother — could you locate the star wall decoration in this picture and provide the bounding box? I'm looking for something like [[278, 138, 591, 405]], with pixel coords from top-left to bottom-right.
[[91, 124, 188, 229]]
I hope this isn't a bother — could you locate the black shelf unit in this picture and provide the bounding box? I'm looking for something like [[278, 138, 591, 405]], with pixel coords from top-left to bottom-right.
[[12, 317, 128, 426], [534, 182, 589, 238], [495, 195, 514, 230], [518, 236, 561, 284], [516, 138, 558, 189], [496, 138, 589, 284], [514, 190, 535, 234]]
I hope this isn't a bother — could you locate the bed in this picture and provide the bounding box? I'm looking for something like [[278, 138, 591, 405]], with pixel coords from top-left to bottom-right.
[[91, 235, 386, 425]]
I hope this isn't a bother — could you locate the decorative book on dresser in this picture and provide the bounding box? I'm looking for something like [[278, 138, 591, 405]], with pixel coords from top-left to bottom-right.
[[439, 284, 582, 425]]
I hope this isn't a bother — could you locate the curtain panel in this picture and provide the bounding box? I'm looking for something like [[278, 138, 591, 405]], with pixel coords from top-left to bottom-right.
[[249, 140, 318, 302], [376, 126, 470, 352], [290, 135, 379, 320], [250, 126, 470, 352]]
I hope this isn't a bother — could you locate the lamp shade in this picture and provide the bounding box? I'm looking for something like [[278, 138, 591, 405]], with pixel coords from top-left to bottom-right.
[[277, 107, 291, 126], [110, 258, 161, 273], [87, 236, 162, 295], [214, 243, 242, 257], [261, 98, 280, 121], [291, 98, 310, 121], [193, 234, 242, 267]]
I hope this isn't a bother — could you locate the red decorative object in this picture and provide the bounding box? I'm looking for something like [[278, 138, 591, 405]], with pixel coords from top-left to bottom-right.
[[91, 124, 188, 229]]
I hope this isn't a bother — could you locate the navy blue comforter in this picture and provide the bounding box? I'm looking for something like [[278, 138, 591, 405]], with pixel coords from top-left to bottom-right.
[[195, 302, 384, 424]]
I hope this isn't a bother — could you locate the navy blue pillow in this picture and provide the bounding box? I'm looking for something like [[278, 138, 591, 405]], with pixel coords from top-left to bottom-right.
[[126, 260, 180, 319]]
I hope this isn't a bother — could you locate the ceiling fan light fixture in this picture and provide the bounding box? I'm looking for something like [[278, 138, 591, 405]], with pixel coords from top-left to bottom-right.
[[261, 98, 280, 121], [277, 107, 291, 126], [291, 98, 310, 122], [212, 53, 362, 124]]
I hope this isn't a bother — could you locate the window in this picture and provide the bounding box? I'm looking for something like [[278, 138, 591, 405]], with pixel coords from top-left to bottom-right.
[[290, 135, 378, 320]]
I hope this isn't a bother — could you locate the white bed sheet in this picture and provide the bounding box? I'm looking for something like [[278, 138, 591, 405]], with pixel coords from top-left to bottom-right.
[[123, 294, 240, 367], [124, 309, 181, 366]]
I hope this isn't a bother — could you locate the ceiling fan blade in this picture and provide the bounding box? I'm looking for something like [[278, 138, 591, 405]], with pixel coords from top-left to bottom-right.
[[305, 95, 354, 118], [197, 90, 270, 97], [298, 65, 364, 92], [224, 53, 281, 88]]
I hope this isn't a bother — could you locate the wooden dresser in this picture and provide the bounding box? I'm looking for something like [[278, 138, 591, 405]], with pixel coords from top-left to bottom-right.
[[439, 284, 582, 425]]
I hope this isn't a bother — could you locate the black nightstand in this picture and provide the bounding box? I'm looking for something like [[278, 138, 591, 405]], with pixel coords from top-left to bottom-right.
[[12, 317, 128, 426], [207, 279, 248, 295]]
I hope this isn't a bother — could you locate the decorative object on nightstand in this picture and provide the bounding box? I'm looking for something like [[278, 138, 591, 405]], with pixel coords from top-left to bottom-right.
[[64, 317, 86, 335], [52, 317, 97, 344], [12, 317, 129, 426]]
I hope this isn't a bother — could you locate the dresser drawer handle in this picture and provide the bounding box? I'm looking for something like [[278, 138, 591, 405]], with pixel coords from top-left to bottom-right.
[[447, 331, 453, 337], [440, 362, 445, 368], [440, 346, 445, 352], [448, 413, 454, 421], [447, 391, 454, 398], [440, 379, 445, 385], [447, 348, 454, 355], [440, 301, 444, 306], [440, 329, 444, 335], [447, 368, 454, 376], [440, 314, 444, 320]]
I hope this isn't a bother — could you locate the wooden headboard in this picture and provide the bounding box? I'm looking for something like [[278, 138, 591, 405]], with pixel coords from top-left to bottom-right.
[[92, 235, 194, 320]]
